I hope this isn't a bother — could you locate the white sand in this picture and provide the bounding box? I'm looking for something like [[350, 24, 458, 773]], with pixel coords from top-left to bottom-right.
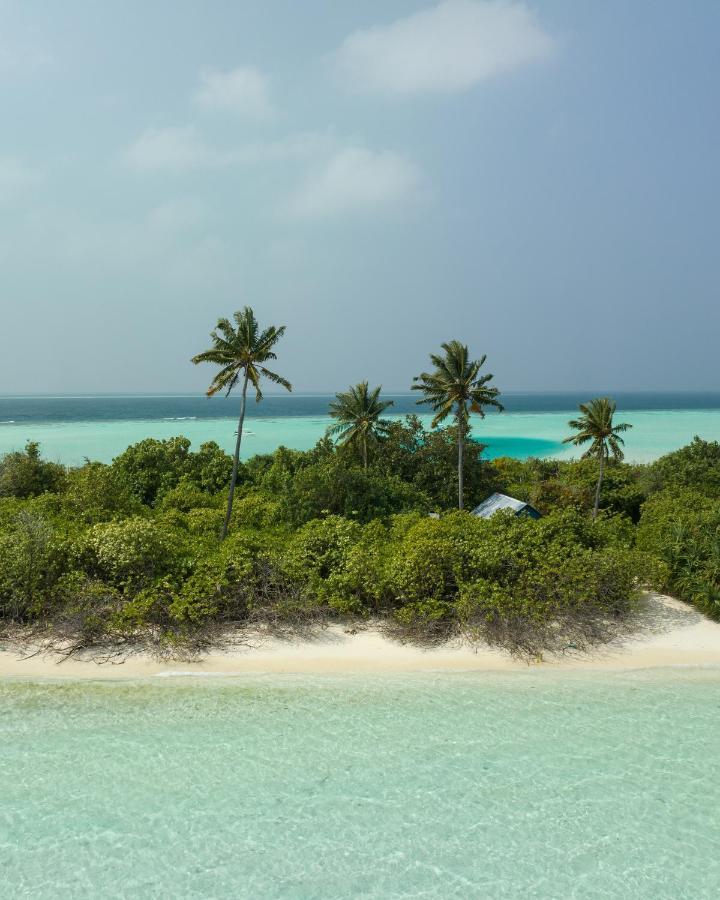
[[1, 594, 719, 680]]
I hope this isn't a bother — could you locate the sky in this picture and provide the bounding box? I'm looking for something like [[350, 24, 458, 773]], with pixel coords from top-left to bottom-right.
[[1, 0, 719, 395]]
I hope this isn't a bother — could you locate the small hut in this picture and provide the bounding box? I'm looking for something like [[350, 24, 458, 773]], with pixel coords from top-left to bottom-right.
[[471, 492, 541, 520]]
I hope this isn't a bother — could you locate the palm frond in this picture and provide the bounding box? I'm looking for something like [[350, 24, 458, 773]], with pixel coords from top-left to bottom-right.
[[412, 341, 502, 431], [564, 397, 632, 460], [192, 306, 289, 402]]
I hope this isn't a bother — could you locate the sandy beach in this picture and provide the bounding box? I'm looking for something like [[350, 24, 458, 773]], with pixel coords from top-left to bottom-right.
[[1, 593, 719, 680]]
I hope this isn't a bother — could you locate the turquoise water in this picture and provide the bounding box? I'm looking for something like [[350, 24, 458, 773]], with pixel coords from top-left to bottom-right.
[[2, 670, 720, 898], [2, 409, 720, 465], [0, 414, 564, 465]]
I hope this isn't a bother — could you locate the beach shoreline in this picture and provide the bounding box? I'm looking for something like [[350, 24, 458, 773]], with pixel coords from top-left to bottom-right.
[[2, 594, 719, 680]]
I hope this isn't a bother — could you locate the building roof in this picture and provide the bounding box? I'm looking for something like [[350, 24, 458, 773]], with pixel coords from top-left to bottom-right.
[[471, 492, 541, 519]]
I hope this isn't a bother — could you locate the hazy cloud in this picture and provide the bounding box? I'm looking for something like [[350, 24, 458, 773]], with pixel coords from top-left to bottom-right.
[[283, 147, 424, 220], [124, 127, 336, 173], [123, 127, 225, 171], [10, 200, 224, 281], [334, 0, 555, 97], [192, 66, 273, 117]]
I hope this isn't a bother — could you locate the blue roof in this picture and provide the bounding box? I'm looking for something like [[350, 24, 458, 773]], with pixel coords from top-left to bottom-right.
[[471, 492, 541, 519]]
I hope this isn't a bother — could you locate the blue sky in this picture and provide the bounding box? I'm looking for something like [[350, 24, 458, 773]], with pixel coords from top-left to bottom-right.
[[1, 1, 718, 394]]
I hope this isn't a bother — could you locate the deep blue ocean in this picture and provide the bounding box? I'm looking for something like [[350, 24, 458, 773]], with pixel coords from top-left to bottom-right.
[[2, 392, 720, 423]]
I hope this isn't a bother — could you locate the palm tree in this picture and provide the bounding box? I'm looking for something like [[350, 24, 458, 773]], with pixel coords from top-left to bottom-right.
[[327, 382, 394, 469], [192, 307, 291, 539], [563, 397, 631, 520], [412, 340, 503, 509]]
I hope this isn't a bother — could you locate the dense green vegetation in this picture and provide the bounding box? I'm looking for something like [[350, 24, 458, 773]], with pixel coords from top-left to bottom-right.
[[3, 423, 718, 660], [0, 309, 715, 659]]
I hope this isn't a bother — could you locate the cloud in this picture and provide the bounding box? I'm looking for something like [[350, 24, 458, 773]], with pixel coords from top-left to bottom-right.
[[334, 0, 555, 97], [0, 157, 42, 202], [283, 147, 424, 220], [10, 200, 229, 287], [123, 127, 224, 171], [123, 126, 336, 173], [192, 66, 273, 117]]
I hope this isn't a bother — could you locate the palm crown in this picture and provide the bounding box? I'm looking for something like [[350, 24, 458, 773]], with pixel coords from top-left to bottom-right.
[[192, 306, 290, 538], [191, 307, 291, 401], [412, 340, 503, 428], [412, 340, 502, 509], [563, 396, 631, 519], [563, 397, 631, 461], [328, 382, 394, 468]]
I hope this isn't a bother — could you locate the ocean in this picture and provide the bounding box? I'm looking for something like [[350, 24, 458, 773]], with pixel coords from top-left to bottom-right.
[[2, 669, 719, 899], [2, 392, 720, 465]]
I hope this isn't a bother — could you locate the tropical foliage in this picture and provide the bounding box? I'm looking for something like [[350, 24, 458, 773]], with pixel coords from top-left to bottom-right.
[[4, 427, 716, 664], [192, 307, 291, 538], [412, 340, 503, 509], [328, 381, 394, 468], [2, 316, 716, 660], [563, 397, 632, 519]]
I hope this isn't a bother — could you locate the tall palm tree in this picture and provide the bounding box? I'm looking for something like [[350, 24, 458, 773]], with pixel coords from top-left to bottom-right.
[[412, 340, 503, 509], [192, 307, 291, 539], [327, 381, 394, 469], [563, 397, 631, 520]]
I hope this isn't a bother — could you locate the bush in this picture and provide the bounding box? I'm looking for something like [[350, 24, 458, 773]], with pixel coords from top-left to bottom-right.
[[86, 517, 183, 591], [374, 416, 498, 509], [0, 442, 66, 498], [112, 437, 234, 506], [384, 512, 483, 604], [456, 547, 640, 656], [0, 511, 64, 620], [185, 441, 233, 494], [158, 476, 221, 513], [62, 462, 143, 523], [6, 430, 713, 657], [280, 457, 431, 525], [645, 437, 720, 498], [229, 491, 282, 529], [637, 488, 720, 619]]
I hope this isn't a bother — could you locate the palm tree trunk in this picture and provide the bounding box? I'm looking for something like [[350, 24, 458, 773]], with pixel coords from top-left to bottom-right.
[[593, 448, 605, 521], [221, 370, 249, 539], [458, 419, 465, 510], [362, 437, 368, 470]]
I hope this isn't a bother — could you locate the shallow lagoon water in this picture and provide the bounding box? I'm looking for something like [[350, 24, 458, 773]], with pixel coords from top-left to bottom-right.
[[2, 669, 719, 898], [2, 409, 720, 465], [3, 394, 720, 464]]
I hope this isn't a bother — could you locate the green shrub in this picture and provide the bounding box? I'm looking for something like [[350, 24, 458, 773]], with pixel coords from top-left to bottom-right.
[[86, 517, 182, 590], [62, 462, 143, 523], [373, 416, 498, 509], [457, 546, 641, 656], [637, 488, 720, 618], [50, 573, 126, 645], [393, 599, 455, 636], [112, 437, 234, 506], [229, 491, 282, 529], [384, 512, 484, 604], [158, 476, 221, 513], [279, 458, 431, 525], [0, 511, 64, 620], [0, 442, 66, 498], [645, 437, 720, 497]]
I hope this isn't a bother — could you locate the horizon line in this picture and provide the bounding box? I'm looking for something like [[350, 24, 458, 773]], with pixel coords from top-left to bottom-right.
[[3, 389, 720, 400]]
